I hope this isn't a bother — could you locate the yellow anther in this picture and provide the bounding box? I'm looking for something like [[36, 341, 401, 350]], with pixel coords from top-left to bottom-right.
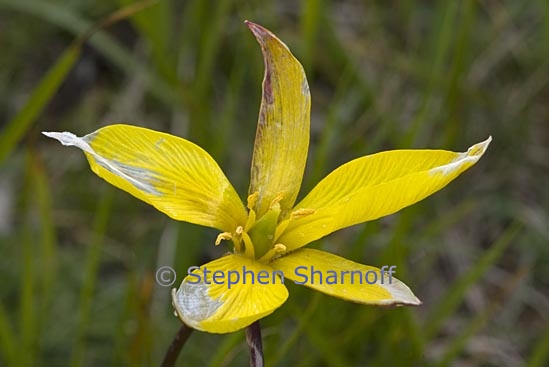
[[236, 226, 244, 235], [215, 232, 232, 246], [274, 243, 286, 252], [291, 208, 315, 219], [259, 243, 287, 263], [270, 192, 284, 208], [247, 192, 259, 210]]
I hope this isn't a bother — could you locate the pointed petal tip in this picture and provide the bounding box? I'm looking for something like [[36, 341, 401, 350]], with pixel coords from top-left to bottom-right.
[[483, 135, 492, 150], [383, 297, 422, 308], [42, 131, 57, 138], [42, 131, 88, 151], [42, 131, 79, 146], [478, 135, 492, 149], [403, 295, 422, 307], [245, 21, 287, 50], [467, 135, 492, 160], [389, 289, 422, 307], [384, 279, 422, 307], [244, 20, 267, 36]]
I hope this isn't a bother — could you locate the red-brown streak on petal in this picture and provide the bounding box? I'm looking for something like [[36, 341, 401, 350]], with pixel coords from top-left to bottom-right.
[[246, 21, 275, 106], [263, 65, 274, 105]]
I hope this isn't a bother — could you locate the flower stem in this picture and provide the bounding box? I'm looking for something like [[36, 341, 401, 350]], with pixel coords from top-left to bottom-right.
[[161, 324, 194, 367], [245, 321, 264, 367]]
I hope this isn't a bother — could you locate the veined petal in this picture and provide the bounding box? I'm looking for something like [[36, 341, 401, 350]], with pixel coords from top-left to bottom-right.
[[278, 137, 492, 250], [246, 21, 311, 218], [270, 249, 420, 306], [43, 125, 247, 232], [172, 254, 288, 333]]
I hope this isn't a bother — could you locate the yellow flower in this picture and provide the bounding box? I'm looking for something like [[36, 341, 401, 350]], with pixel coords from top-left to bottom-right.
[[44, 21, 491, 334]]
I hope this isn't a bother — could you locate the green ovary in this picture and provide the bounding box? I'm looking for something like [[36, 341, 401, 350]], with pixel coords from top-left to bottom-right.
[[247, 203, 281, 259]]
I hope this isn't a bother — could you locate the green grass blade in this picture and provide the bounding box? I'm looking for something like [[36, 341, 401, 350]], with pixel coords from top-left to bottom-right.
[[70, 187, 114, 367], [0, 0, 183, 107], [187, 0, 232, 144], [0, 44, 80, 163], [403, 1, 459, 147], [0, 302, 18, 366], [300, 0, 323, 73], [117, 0, 178, 84], [19, 154, 40, 366], [30, 152, 58, 311], [209, 37, 247, 162]]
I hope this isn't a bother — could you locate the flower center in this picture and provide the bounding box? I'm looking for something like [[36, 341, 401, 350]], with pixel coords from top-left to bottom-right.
[[247, 200, 280, 258], [215, 192, 288, 262]]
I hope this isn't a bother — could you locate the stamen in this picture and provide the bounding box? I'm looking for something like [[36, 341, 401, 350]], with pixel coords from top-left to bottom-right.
[[215, 232, 233, 246], [274, 243, 286, 252], [247, 192, 259, 210], [259, 243, 287, 263], [291, 208, 315, 219], [241, 231, 256, 258], [245, 208, 257, 232], [270, 192, 284, 208]]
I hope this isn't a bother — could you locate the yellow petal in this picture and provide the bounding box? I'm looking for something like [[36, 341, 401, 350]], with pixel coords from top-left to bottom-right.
[[278, 137, 492, 250], [43, 125, 247, 232], [246, 21, 311, 218], [270, 249, 420, 306], [172, 254, 288, 333]]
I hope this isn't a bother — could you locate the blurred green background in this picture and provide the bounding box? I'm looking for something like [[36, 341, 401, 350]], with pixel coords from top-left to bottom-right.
[[1, 0, 548, 366]]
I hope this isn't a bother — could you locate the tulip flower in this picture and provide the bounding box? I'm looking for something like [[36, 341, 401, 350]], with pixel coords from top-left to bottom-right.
[[44, 21, 491, 335]]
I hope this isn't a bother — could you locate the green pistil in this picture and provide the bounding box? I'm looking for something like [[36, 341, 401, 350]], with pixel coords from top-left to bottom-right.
[[247, 203, 280, 259]]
